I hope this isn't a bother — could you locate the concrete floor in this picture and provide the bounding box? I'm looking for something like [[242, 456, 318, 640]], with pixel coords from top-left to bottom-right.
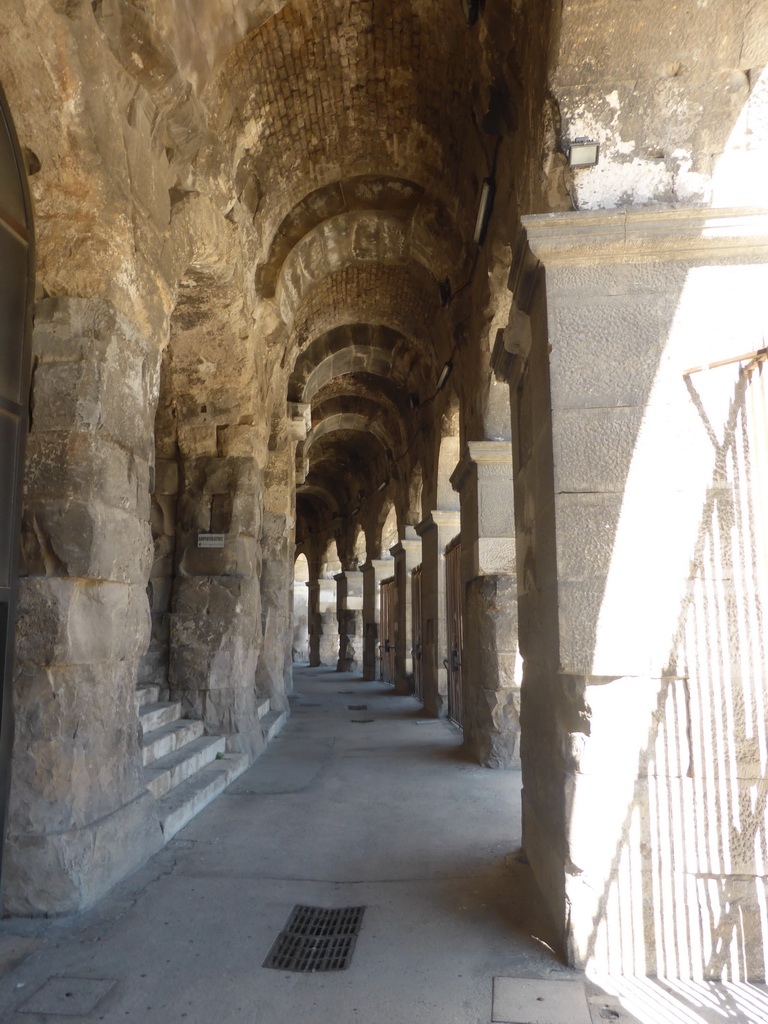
[[0, 667, 765, 1024]]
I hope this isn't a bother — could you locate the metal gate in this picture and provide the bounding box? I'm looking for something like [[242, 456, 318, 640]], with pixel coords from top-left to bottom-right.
[[0, 86, 35, 883], [379, 576, 396, 683], [411, 564, 423, 702], [444, 540, 463, 728]]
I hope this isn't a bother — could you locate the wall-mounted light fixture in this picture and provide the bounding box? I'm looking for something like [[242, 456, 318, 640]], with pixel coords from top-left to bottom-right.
[[567, 138, 600, 168], [473, 177, 496, 246], [436, 361, 453, 391], [377, 480, 388, 493]]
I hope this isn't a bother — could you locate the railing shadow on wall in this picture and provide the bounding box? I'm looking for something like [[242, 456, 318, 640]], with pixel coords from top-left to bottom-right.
[[579, 359, 768, 1019]]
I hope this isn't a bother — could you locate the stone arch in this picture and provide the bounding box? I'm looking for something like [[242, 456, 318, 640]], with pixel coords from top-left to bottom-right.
[[305, 412, 395, 464], [275, 209, 463, 324]]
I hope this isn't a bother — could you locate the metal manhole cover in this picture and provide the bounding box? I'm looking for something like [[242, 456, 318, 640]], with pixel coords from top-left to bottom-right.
[[18, 977, 115, 1016], [263, 905, 365, 972], [347, 704, 368, 710]]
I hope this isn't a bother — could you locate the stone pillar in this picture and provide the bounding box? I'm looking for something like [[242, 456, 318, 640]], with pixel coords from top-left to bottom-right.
[[8, 298, 163, 915], [517, 207, 768, 978], [255, 407, 307, 707], [361, 557, 394, 681], [336, 569, 364, 672], [292, 578, 309, 662], [450, 442, 519, 768], [389, 528, 422, 694], [317, 577, 339, 667], [307, 578, 320, 667], [168, 439, 263, 753], [415, 511, 461, 717]]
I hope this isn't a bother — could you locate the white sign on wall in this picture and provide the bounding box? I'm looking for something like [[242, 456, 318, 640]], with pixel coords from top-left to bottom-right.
[[197, 533, 226, 549]]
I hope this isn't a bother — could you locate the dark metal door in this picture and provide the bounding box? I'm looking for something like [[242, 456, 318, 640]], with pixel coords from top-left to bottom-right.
[[445, 540, 463, 728], [411, 565, 423, 701], [0, 85, 35, 885], [379, 576, 395, 683]]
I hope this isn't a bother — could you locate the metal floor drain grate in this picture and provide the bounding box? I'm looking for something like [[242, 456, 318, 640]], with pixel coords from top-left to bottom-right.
[[347, 704, 368, 710], [350, 718, 374, 723], [263, 905, 365, 972]]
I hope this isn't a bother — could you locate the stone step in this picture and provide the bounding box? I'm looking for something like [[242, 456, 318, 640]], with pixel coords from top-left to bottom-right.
[[144, 735, 227, 800], [261, 708, 289, 745], [155, 754, 249, 840], [142, 717, 205, 767], [135, 685, 160, 713], [139, 701, 180, 734], [256, 697, 270, 720]]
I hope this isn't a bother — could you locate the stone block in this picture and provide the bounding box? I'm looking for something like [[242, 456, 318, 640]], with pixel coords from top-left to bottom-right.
[[554, 492, 623, 584], [10, 658, 146, 834], [154, 458, 179, 495], [548, 293, 671, 410], [553, 1, 741, 88], [148, 575, 173, 612], [21, 500, 152, 584], [24, 432, 145, 513], [16, 578, 150, 667], [31, 355, 155, 453], [551, 406, 643, 495], [178, 535, 258, 577], [154, 493, 177, 535], [217, 424, 262, 458], [3, 789, 162, 916]]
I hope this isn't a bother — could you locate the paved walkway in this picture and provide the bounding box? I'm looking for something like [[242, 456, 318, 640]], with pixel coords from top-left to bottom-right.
[[0, 667, 766, 1023]]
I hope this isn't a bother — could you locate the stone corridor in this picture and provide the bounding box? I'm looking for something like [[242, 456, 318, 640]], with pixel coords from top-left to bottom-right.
[[2, 0, 768, 991]]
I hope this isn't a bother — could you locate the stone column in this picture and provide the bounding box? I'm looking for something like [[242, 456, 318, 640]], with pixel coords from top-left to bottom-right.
[[255, 406, 307, 706], [307, 578, 320, 667], [317, 577, 339, 667], [361, 557, 394, 681], [389, 528, 422, 694], [450, 442, 519, 768], [517, 207, 768, 978], [168, 437, 263, 753], [336, 569, 364, 672], [9, 297, 163, 915], [415, 511, 461, 716], [292, 577, 309, 662]]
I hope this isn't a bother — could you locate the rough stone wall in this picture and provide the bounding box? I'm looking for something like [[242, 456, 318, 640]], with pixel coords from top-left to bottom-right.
[[0, 0, 294, 911], [10, 298, 163, 914], [551, 0, 768, 210]]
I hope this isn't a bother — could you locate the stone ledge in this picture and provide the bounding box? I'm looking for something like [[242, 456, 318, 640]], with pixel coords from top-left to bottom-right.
[[522, 206, 768, 265]]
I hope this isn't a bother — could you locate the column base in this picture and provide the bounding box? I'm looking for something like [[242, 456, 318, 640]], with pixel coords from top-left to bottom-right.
[[3, 789, 162, 916]]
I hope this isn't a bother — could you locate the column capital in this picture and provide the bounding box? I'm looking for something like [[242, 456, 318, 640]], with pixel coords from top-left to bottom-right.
[[451, 441, 514, 493], [335, 568, 364, 581], [415, 510, 461, 538], [360, 557, 394, 576], [390, 538, 422, 561]]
